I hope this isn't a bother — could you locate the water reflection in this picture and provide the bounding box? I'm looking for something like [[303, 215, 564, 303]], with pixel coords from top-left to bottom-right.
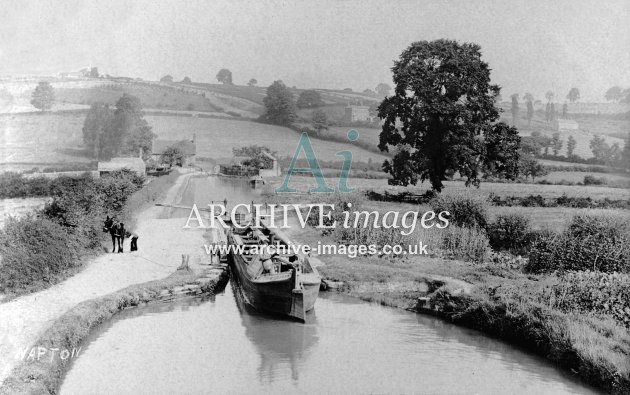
[[230, 274, 319, 384]]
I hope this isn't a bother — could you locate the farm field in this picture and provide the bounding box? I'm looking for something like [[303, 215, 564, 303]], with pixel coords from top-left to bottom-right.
[[263, 175, 630, 200], [263, 176, 630, 232], [146, 115, 388, 163], [55, 84, 222, 113], [0, 113, 88, 167]]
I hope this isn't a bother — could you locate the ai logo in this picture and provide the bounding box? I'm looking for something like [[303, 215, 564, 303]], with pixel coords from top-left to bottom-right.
[[276, 130, 359, 193]]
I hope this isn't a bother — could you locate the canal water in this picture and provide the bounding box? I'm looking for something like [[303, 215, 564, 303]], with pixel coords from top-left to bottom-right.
[[60, 176, 598, 394]]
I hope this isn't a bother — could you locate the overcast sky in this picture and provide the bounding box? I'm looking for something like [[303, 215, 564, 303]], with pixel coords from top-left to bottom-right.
[[1, 0, 628, 101]]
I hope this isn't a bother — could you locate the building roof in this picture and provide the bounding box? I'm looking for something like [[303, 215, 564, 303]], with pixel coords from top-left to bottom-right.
[[152, 139, 196, 156], [98, 157, 146, 174]]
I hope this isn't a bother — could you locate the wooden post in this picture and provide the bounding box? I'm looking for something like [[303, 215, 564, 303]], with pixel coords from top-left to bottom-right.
[[178, 254, 190, 271]]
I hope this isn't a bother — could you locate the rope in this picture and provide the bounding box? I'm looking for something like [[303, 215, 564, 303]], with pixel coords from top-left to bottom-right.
[[132, 254, 173, 268]]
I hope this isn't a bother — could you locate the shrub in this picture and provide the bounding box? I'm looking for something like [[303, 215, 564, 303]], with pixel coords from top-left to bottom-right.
[[527, 214, 630, 273], [0, 216, 80, 293], [488, 213, 532, 254], [583, 175, 606, 185], [440, 225, 490, 263], [549, 271, 630, 328], [430, 193, 489, 229]]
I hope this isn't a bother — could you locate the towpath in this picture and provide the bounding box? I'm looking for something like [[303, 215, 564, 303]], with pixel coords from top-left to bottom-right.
[[0, 170, 211, 384]]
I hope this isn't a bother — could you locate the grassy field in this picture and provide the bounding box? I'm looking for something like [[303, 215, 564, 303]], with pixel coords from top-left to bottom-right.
[[264, 175, 630, 200], [146, 115, 388, 163], [56, 84, 222, 113], [0, 113, 388, 169], [0, 112, 89, 169]]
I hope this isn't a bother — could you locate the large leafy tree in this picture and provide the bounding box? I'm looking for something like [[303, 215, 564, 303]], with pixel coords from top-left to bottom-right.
[[311, 109, 329, 136], [113, 94, 155, 159], [216, 68, 233, 84], [262, 80, 296, 126], [82, 102, 113, 158], [31, 81, 55, 112], [567, 87, 580, 103], [378, 39, 520, 192], [296, 90, 324, 108], [510, 93, 519, 126], [605, 86, 623, 102], [84, 94, 155, 160]]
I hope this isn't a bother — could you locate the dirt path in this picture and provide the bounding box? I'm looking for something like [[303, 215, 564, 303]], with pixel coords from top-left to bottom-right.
[[0, 171, 210, 384]]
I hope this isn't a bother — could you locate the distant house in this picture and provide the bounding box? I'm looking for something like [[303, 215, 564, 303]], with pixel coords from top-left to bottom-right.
[[553, 119, 579, 132], [98, 157, 146, 177], [152, 135, 197, 167], [345, 105, 370, 122]]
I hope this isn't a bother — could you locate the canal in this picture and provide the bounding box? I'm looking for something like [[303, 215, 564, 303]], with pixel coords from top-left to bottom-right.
[[60, 176, 598, 394]]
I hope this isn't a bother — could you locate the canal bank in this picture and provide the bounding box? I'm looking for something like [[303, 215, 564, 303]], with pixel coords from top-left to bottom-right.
[[0, 264, 229, 395], [315, 264, 629, 394], [56, 274, 599, 394]]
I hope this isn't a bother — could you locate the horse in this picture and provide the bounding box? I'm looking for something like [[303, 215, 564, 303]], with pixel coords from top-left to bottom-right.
[[103, 217, 124, 253]]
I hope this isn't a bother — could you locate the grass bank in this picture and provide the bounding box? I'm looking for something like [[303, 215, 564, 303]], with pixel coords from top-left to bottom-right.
[[312, 254, 630, 394], [0, 266, 228, 395]]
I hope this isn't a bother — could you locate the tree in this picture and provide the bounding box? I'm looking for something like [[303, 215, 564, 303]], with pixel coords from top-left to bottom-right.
[[82, 102, 114, 159], [30, 81, 54, 112], [551, 132, 563, 156], [160, 146, 184, 167], [262, 80, 296, 125], [523, 92, 534, 103], [216, 69, 233, 85], [510, 93, 519, 126], [545, 91, 555, 102], [311, 109, 329, 136], [160, 75, 173, 83], [89, 67, 99, 78], [519, 154, 547, 181], [526, 98, 534, 127], [375, 83, 391, 98], [545, 102, 551, 124], [621, 133, 630, 170], [567, 87, 580, 103], [247, 78, 257, 87], [562, 103, 568, 117], [296, 90, 324, 108], [567, 135, 577, 158], [232, 145, 276, 169], [605, 86, 623, 102], [102, 94, 155, 159], [589, 135, 609, 162], [181, 76, 192, 84], [363, 89, 375, 96], [377, 39, 520, 192]]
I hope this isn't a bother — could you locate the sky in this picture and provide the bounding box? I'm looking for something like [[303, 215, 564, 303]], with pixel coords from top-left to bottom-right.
[[1, 0, 628, 101]]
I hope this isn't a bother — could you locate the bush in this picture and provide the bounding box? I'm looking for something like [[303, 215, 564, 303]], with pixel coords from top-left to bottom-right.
[[583, 175, 606, 185], [0, 217, 81, 293], [488, 213, 532, 254], [527, 214, 630, 273], [440, 225, 490, 263], [549, 271, 630, 328], [430, 193, 489, 229]]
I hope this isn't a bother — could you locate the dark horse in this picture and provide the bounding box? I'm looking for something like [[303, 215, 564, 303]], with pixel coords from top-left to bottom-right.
[[103, 216, 125, 253]]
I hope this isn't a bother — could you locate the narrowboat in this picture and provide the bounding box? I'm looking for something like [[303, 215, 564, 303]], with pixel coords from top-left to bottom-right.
[[227, 224, 321, 321]]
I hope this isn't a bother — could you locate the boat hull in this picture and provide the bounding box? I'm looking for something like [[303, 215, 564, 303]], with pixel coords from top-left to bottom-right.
[[228, 240, 319, 321]]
